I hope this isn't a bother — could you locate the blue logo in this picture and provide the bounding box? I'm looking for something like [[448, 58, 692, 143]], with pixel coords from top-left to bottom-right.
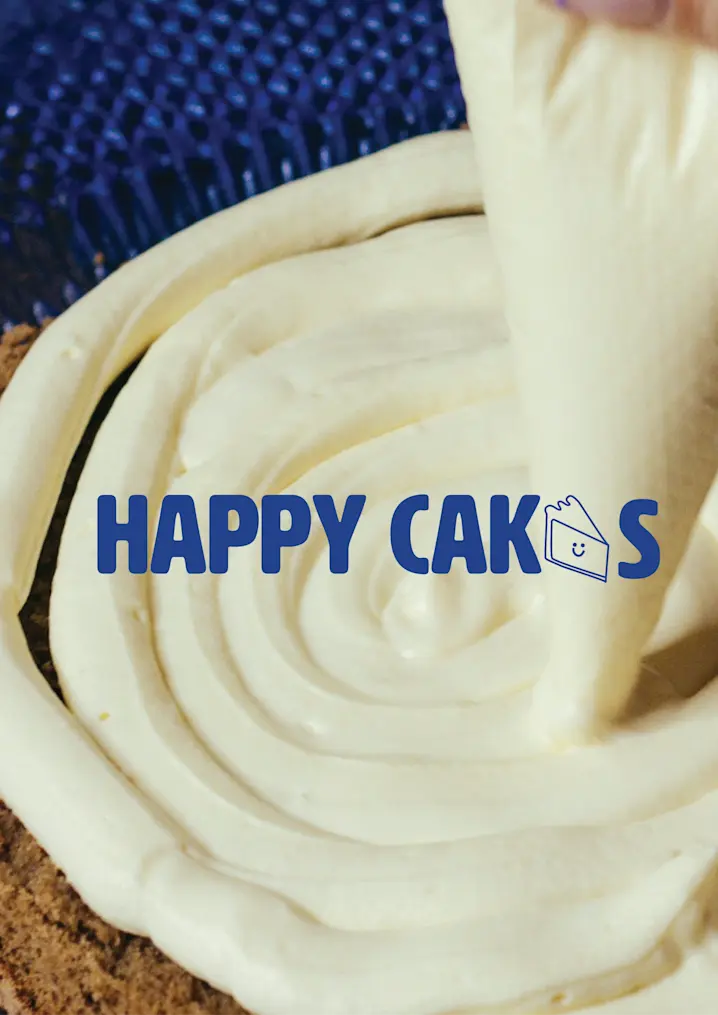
[[543, 495, 660, 583], [544, 496, 610, 582], [95, 493, 661, 580]]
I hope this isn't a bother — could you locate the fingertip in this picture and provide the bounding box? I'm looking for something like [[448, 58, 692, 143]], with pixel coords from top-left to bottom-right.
[[549, 0, 718, 48], [549, 0, 669, 28]]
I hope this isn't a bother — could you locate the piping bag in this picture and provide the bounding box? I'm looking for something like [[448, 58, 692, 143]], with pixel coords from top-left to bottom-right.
[[444, 0, 718, 744]]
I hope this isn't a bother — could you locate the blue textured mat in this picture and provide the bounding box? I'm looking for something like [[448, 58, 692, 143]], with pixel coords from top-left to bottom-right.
[[0, 0, 465, 328]]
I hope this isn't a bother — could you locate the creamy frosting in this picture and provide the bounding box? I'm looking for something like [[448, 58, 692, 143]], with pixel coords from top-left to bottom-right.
[[447, 0, 718, 745], [0, 3, 718, 1013]]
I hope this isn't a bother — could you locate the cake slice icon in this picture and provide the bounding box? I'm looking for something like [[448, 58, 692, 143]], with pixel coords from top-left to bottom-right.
[[544, 496, 610, 582]]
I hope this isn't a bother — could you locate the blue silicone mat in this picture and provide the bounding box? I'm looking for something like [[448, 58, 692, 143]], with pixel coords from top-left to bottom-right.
[[0, 0, 465, 328]]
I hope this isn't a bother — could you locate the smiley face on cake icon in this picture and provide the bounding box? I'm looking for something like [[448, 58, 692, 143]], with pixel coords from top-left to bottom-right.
[[544, 496, 610, 582]]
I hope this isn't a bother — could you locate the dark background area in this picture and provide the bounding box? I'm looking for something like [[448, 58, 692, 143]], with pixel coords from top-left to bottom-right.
[[0, 0, 465, 327]]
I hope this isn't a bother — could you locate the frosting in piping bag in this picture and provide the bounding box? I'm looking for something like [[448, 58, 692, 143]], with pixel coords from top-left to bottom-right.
[[446, 0, 718, 745]]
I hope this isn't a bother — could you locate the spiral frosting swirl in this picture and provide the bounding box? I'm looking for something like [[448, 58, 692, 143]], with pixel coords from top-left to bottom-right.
[[0, 132, 717, 1013]]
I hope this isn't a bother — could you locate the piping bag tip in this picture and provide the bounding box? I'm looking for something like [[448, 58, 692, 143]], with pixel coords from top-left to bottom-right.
[[444, 0, 718, 741]]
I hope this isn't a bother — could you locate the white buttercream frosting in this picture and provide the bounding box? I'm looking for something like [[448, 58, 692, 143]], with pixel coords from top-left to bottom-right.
[[447, 0, 718, 745], [0, 3, 718, 1012]]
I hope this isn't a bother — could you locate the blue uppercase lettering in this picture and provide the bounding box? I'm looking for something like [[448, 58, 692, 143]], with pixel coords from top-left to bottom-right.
[[151, 495, 206, 574], [490, 495, 541, 575], [97, 495, 148, 575], [618, 499, 660, 579], [432, 496, 487, 575], [313, 495, 366, 575], [262, 495, 312, 574], [391, 495, 430, 575], [96, 492, 662, 580], [209, 495, 259, 574]]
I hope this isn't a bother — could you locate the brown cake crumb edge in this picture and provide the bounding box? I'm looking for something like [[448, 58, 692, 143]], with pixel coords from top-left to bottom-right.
[[0, 324, 45, 395], [0, 323, 247, 1015]]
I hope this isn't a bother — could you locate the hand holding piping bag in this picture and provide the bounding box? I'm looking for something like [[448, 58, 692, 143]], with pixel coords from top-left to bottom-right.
[[554, 0, 718, 46]]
